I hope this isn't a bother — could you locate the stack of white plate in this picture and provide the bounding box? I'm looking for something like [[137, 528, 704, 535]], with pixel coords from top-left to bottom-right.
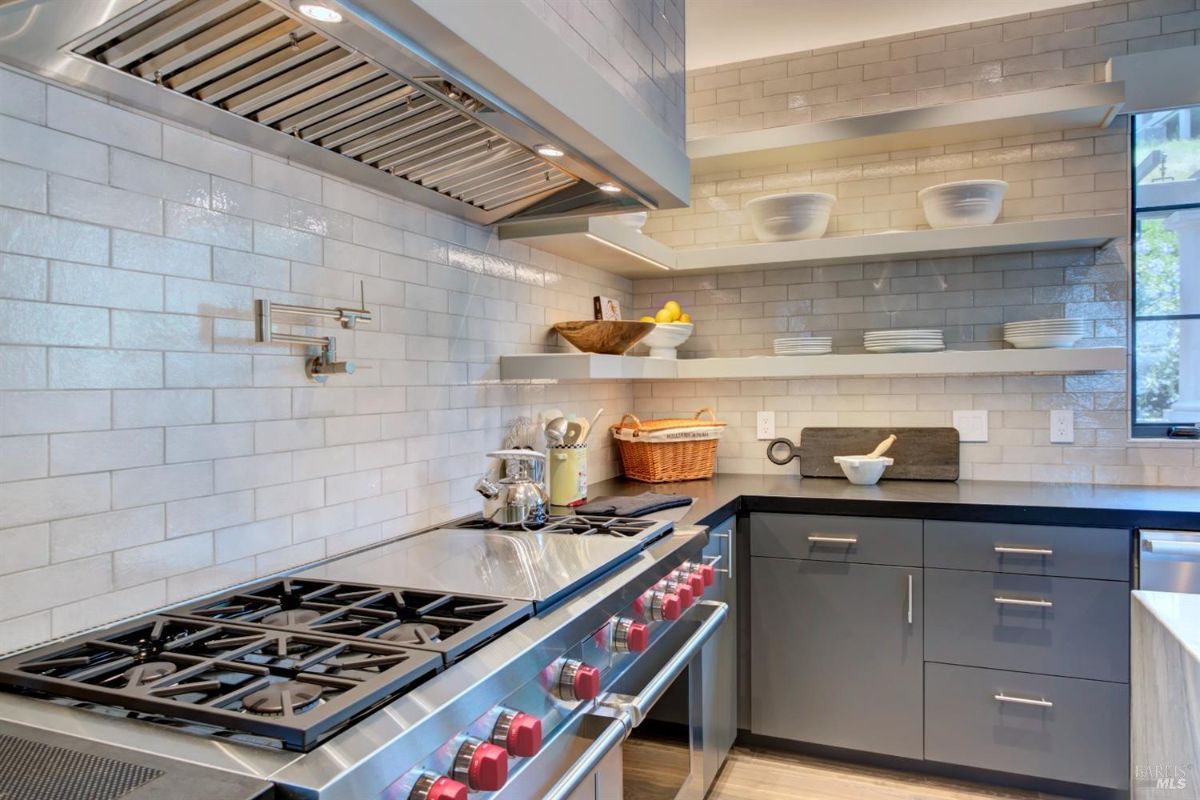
[[863, 329, 945, 353], [774, 336, 833, 355], [1003, 318, 1086, 349]]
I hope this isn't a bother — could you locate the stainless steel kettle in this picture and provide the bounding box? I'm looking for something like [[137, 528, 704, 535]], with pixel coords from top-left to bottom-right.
[[474, 450, 549, 527]]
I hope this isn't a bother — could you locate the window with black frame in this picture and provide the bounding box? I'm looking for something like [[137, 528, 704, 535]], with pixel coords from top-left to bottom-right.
[[1131, 107, 1200, 439]]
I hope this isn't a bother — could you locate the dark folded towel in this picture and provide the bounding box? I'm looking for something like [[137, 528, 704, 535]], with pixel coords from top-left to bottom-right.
[[574, 492, 692, 518]]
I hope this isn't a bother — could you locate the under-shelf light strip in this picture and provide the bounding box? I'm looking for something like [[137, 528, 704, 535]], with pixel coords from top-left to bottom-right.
[[583, 233, 671, 271]]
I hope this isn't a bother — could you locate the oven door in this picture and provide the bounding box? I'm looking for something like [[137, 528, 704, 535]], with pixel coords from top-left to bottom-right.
[[604, 600, 728, 800], [494, 601, 727, 800]]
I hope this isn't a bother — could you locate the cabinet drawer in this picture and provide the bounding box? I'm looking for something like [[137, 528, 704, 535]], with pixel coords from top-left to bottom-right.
[[751, 514, 921, 566], [925, 569, 1129, 682], [925, 663, 1129, 790], [924, 520, 1130, 580]]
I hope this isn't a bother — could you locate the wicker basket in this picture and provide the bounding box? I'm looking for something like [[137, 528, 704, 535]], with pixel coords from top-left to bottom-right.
[[610, 408, 726, 483]]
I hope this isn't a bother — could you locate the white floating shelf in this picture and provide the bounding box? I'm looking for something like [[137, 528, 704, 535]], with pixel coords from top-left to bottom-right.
[[688, 82, 1126, 174], [497, 215, 677, 277], [501, 347, 1126, 382], [673, 216, 1125, 273]]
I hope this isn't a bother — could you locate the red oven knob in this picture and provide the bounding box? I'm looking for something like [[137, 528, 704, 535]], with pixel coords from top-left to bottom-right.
[[677, 568, 705, 598], [556, 659, 601, 702], [408, 773, 468, 800], [611, 618, 650, 653], [453, 738, 508, 792], [492, 709, 542, 757], [663, 578, 694, 609], [695, 562, 715, 586], [636, 589, 681, 621]]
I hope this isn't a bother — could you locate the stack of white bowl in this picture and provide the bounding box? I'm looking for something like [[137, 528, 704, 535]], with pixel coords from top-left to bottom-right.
[[774, 336, 832, 355], [863, 329, 945, 353], [1003, 318, 1086, 349]]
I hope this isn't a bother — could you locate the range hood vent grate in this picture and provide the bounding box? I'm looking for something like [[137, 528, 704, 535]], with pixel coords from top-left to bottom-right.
[[70, 0, 578, 213]]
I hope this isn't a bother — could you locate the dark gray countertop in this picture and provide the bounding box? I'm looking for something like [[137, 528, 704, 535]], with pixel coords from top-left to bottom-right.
[[586, 474, 1200, 529]]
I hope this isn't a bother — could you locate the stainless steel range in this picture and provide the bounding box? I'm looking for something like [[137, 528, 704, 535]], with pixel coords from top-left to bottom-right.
[[0, 514, 726, 800]]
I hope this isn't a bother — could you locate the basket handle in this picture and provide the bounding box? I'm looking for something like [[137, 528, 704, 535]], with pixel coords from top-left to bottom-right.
[[694, 407, 717, 421], [618, 413, 644, 431]]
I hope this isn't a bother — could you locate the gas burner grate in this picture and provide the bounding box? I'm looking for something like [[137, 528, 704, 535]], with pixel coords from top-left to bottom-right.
[[0, 617, 441, 751], [453, 513, 672, 542], [168, 578, 531, 663]]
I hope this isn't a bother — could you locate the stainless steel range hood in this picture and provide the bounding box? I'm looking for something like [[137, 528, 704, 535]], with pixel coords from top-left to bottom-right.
[[0, 0, 678, 224]]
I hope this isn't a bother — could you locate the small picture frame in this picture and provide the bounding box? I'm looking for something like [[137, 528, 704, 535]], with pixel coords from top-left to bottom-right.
[[593, 295, 622, 320]]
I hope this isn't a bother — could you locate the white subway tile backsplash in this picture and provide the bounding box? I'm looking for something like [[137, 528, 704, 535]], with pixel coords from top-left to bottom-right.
[[0, 523, 49, 575], [50, 505, 164, 562], [164, 203, 253, 250], [0, 254, 47, 301], [0, 434, 47, 482], [164, 352, 251, 388], [112, 462, 213, 509], [113, 310, 211, 352], [215, 517, 291, 563], [0, 161, 47, 213], [0, 207, 109, 265], [113, 533, 212, 588], [0, 555, 112, 621], [252, 155, 322, 203], [48, 349, 162, 389], [162, 126, 251, 181], [214, 452, 291, 493], [0, 298, 109, 348], [51, 581, 167, 637], [0, 347, 47, 390], [0, 389, 110, 435], [210, 178, 290, 226], [50, 428, 163, 475], [0, 114, 107, 183], [255, 478, 325, 520], [47, 87, 161, 157], [111, 230, 211, 280], [166, 422, 253, 463], [167, 490, 254, 538], [0, 472, 110, 529]]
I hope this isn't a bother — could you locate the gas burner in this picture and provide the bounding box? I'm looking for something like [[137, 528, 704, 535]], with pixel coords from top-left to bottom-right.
[[451, 513, 672, 544], [169, 579, 531, 664], [379, 623, 441, 645], [243, 681, 323, 716], [263, 609, 322, 627], [0, 617, 442, 751], [121, 661, 177, 687]]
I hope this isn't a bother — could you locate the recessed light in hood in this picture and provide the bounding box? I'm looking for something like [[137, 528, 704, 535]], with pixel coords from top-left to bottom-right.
[[295, 3, 341, 23]]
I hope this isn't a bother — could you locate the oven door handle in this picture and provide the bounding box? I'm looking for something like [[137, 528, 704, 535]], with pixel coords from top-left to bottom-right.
[[602, 600, 728, 728], [540, 716, 628, 800]]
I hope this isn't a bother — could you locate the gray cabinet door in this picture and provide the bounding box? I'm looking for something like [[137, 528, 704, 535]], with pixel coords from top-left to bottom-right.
[[750, 556, 923, 759], [702, 515, 737, 789]]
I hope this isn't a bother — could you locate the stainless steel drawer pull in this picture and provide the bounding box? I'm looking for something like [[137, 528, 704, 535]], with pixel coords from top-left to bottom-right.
[[807, 535, 858, 544], [994, 693, 1053, 708], [704, 553, 728, 576], [906, 574, 913, 625], [994, 545, 1054, 556], [713, 532, 734, 579], [994, 595, 1053, 608]]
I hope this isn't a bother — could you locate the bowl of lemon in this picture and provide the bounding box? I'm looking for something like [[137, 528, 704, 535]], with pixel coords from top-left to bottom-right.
[[639, 301, 694, 359]]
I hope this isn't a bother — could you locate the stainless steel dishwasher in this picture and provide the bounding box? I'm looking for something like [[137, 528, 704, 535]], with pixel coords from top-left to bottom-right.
[[1138, 529, 1200, 592]]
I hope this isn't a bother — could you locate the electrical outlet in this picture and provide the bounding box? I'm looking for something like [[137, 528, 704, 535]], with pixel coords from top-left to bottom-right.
[[1050, 410, 1075, 443], [756, 411, 776, 440], [953, 410, 989, 443]]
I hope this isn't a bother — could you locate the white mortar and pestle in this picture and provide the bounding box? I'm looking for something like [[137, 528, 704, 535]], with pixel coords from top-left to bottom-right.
[[833, 434, 897, 485]]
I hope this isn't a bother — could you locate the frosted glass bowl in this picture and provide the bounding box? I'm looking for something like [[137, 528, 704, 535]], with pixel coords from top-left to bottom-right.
[[744, 192, 837, 242], [918, 180, 1008, 228]]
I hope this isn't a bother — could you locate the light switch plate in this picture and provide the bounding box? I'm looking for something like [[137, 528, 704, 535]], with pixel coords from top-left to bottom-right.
[[756, 411, 776, 440], [1050, 409, 1075, 443], [953, 409, 989, 442]]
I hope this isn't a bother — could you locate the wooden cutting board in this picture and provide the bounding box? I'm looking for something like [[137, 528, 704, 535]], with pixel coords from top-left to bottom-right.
[[798, 427, 960, 481]]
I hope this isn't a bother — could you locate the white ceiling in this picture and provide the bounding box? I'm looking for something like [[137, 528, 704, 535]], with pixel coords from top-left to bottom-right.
[[686, 0, 1073, 69]]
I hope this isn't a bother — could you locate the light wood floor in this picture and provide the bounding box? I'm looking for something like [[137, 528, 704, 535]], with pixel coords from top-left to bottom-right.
[[625, 740, 1074, 800]]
